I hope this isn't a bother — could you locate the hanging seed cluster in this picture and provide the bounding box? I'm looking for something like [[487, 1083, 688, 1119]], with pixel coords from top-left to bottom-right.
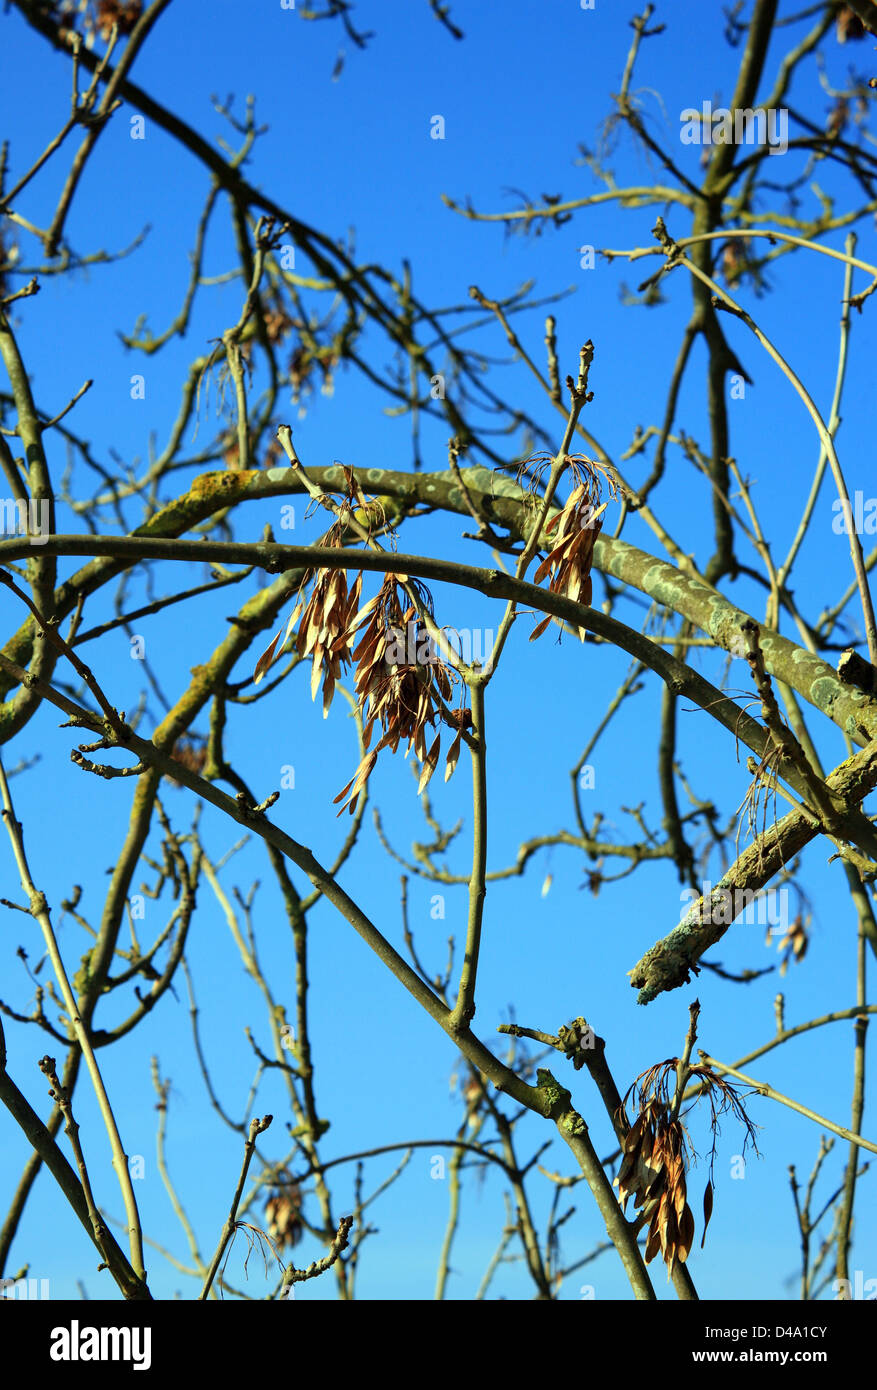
[[616, 1095, 696, 1275], [255, 539, 363, 718], [526, 453, 616, 642], [265, 1182, 304, 1251], [334, 574, 461, 814], [254, 486, 466, 814], [615, 1060, 758, 1277]]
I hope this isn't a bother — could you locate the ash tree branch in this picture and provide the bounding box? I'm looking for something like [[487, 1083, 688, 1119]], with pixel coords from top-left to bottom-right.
[[629, 736, 877, 1003]]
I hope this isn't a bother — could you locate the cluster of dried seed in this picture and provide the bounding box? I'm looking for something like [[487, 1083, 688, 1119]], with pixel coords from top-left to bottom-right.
[[56, 0, 143, 44], [165, 738, 208, 788], [774, 913, 809, 975], [334, 574, 461, 814], [265, 1181, 303, 1251], [256, 549, 362, 718], [836, 4, 868, 42], [526, 453, 616, 642], [254, 485, 369, 711], [616, 1095, 696, 1275], [255, 495, 466, 813], [616, 1059, 758, 1277]]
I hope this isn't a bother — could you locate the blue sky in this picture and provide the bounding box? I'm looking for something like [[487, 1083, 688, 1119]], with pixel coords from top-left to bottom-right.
[[1, 0, 875, 1301]]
